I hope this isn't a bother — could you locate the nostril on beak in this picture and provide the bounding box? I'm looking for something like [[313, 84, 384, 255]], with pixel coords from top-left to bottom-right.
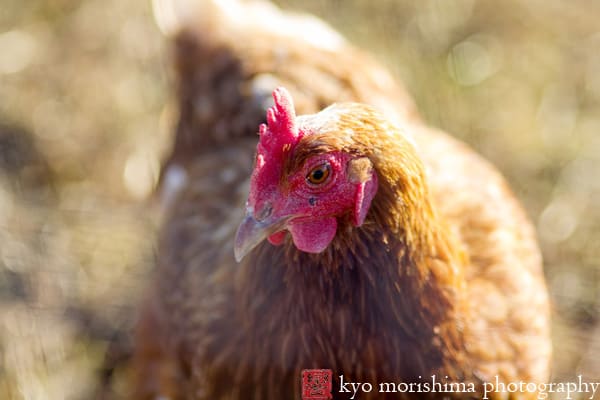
[[255, 203, 273, 222]]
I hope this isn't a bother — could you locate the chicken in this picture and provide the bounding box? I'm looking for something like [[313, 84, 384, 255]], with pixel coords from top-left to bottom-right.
[[132, 0, 551, 398]]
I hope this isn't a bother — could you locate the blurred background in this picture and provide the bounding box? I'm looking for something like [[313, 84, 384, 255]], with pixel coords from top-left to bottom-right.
[[0, 0, 599, 398]]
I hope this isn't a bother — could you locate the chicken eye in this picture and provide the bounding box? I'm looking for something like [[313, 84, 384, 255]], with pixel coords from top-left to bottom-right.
[[307, 164, 330, 185]]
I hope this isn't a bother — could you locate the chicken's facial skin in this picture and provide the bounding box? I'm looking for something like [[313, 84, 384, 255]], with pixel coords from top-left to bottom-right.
[[234, 88, 378, 261], [267, 150, 376, 251]]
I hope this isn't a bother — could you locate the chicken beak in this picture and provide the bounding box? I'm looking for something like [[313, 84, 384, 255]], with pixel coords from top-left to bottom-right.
[[234, 210, 289, 262]]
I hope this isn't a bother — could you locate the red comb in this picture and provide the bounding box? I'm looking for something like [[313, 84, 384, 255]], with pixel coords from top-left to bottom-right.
[[257, 87, 300, 156], [249, 87, 302, 207]]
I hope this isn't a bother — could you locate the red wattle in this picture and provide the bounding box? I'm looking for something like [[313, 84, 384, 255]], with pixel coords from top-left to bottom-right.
[[288, 217, 338, 254], [268, 231, 287, 245]]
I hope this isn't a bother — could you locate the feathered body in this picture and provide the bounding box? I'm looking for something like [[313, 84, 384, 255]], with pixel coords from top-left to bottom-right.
[[133, 1, 551, 399]]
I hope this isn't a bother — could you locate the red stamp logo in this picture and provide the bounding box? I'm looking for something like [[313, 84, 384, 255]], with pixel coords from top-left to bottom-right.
[[302, 369, 333, 400]]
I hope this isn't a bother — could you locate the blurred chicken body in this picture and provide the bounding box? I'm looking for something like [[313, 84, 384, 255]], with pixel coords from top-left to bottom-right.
[[133, 0, 551, 398]]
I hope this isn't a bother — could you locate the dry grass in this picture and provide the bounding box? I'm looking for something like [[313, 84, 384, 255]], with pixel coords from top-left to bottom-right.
[[0, 0, 599, 398]]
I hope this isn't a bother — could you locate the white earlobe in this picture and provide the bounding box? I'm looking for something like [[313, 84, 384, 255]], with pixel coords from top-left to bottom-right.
[[352, 171, 377, 226]]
